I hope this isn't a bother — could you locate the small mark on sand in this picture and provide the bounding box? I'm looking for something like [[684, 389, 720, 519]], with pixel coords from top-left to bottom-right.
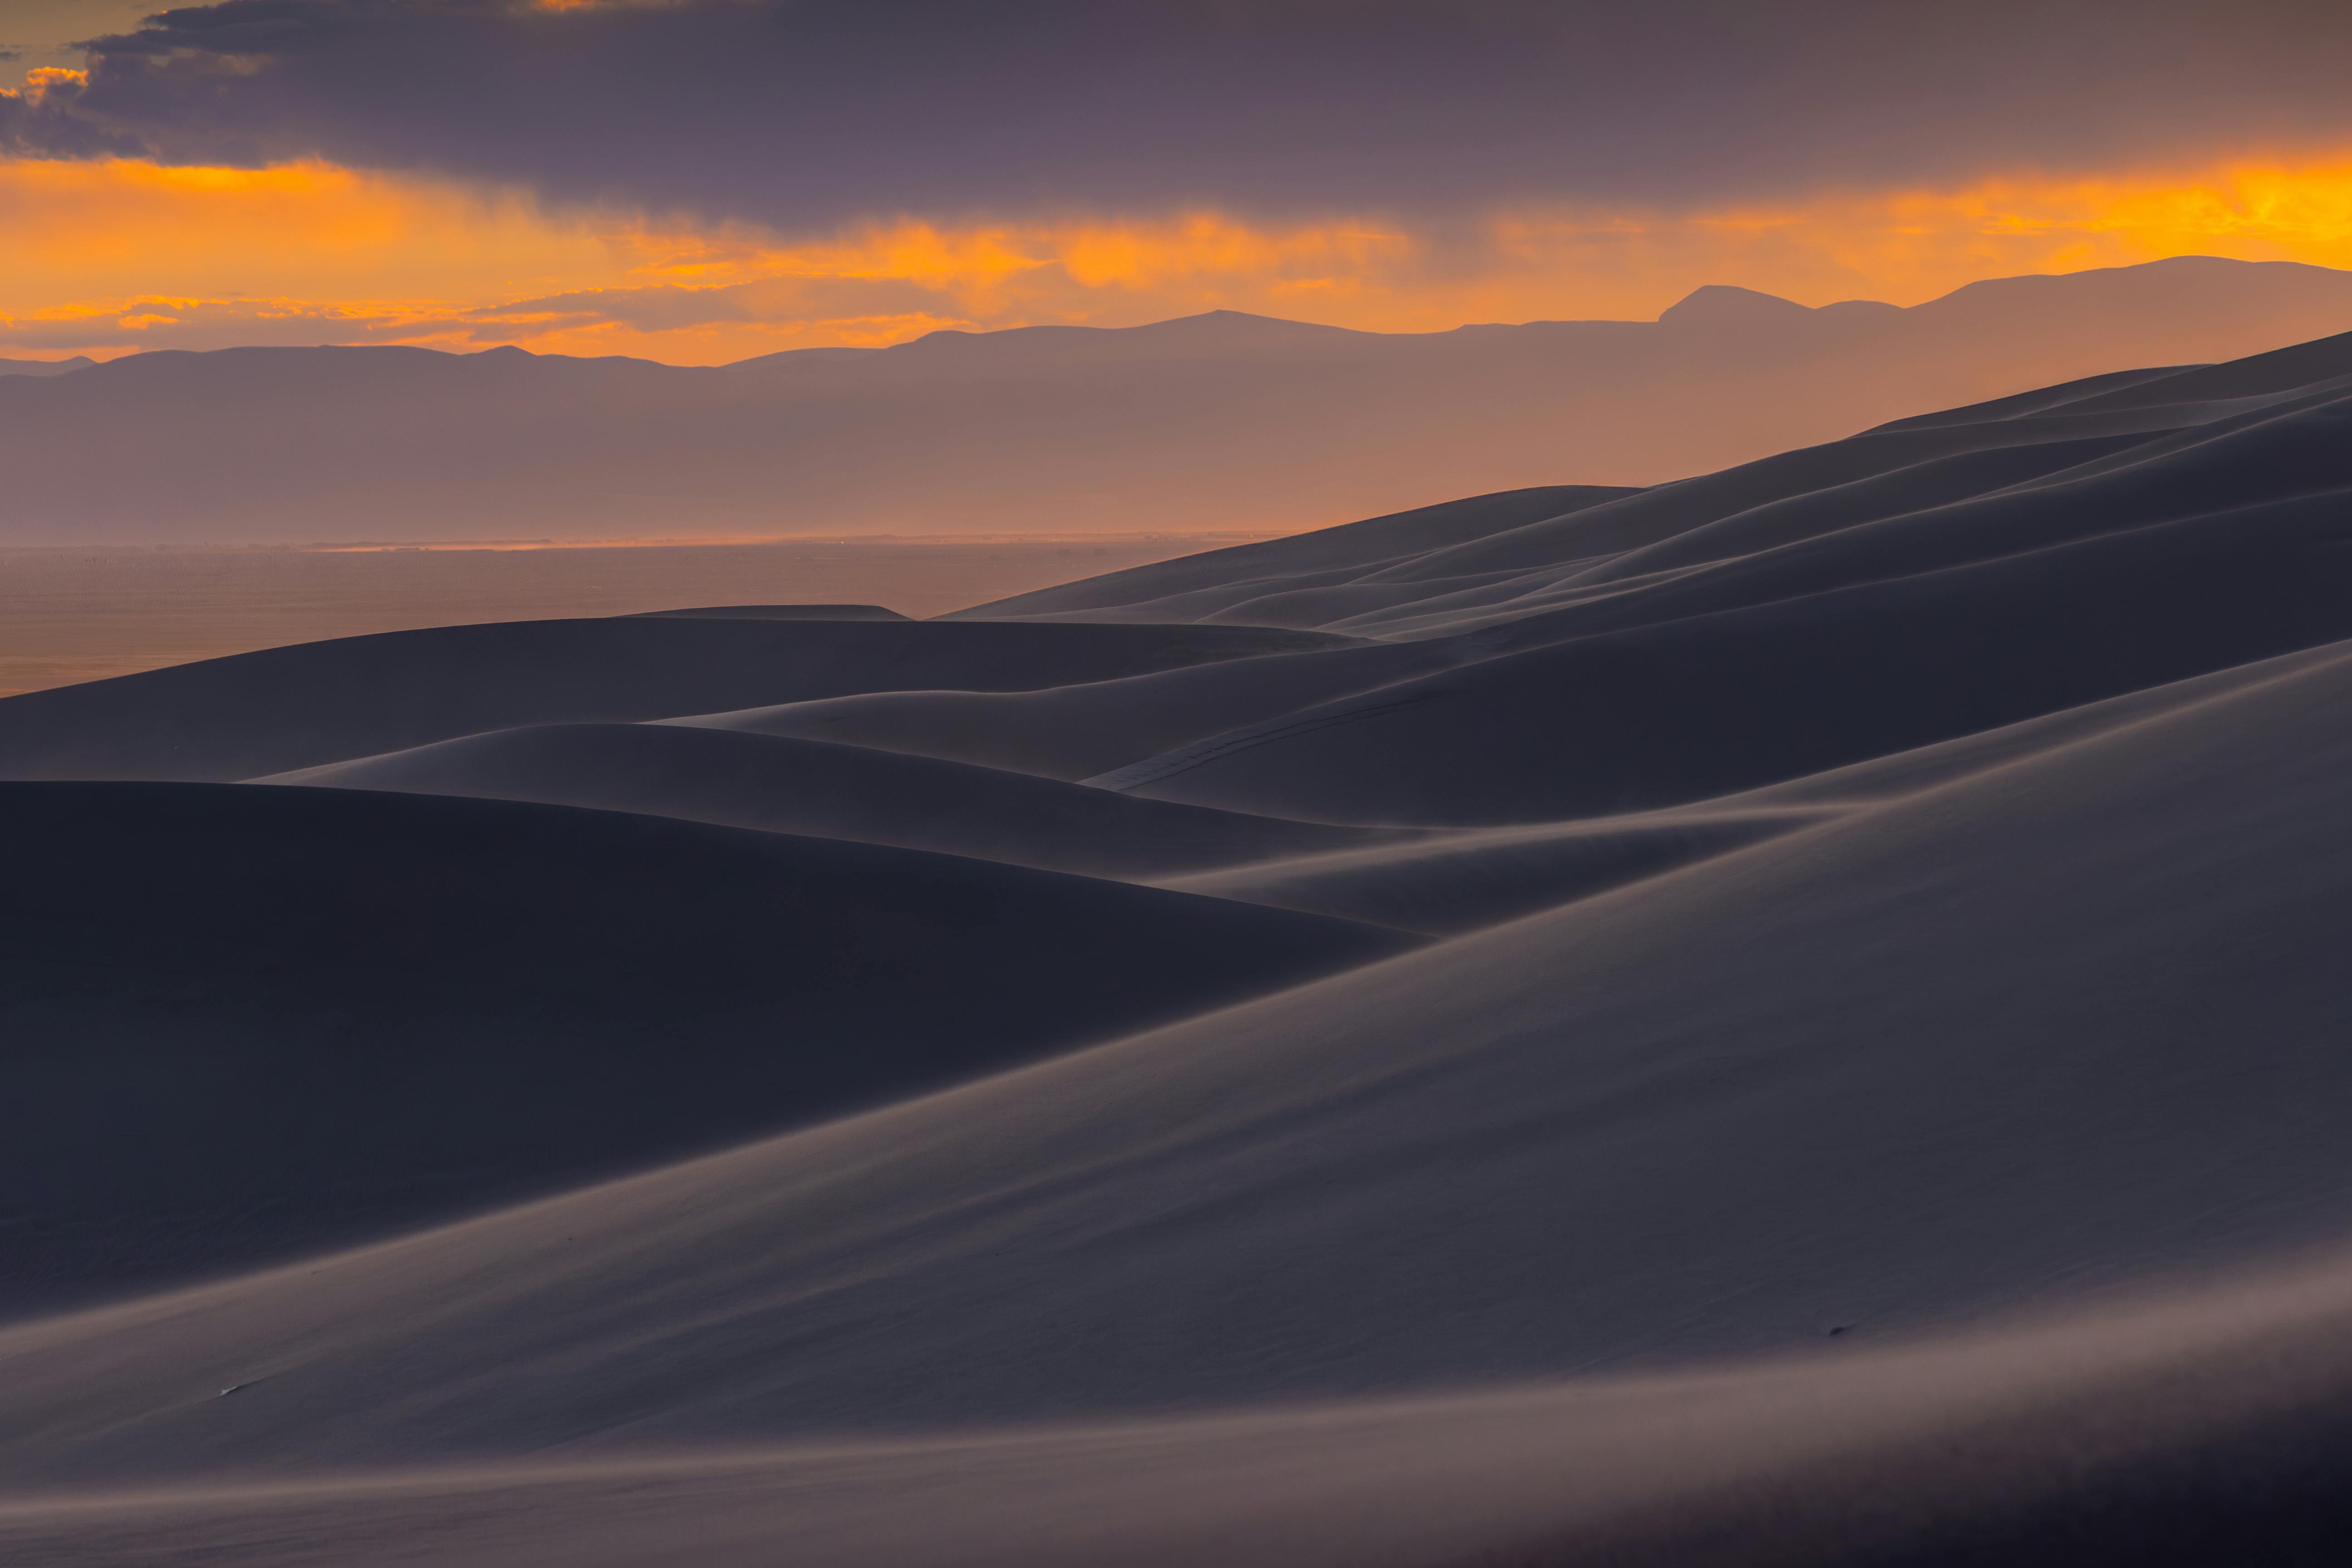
[[217, 1383, 248, 1397]]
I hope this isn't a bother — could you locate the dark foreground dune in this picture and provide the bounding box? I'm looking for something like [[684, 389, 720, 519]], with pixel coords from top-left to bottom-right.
[[6, 327, 2352, 1563], [264, 723, 1407, 880], [0, 615, 1345, 782], [0, 783, 1413, 1315]]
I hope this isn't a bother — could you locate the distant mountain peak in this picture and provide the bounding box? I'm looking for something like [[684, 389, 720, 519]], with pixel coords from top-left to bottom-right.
[[1134, 309, 1371, 341], [1657, 285, 1815, 327], [0, 354, 98, 378]]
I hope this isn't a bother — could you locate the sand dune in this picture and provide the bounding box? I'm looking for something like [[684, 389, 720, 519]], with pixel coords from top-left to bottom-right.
[[973, 334, 2352, 635], [663, 636, 1457, 779], [9, 325, 2352, 1561], [265, 723, 1408, 879], [0, 782, 1413, 1315], [0, 615, 1342, 782], [7, 629, 2352, 1495], [8, 1263, 2352, 1567], [1027, 336, 2352, 824], [1152, 808, 1826, 933], [1100, 488, 2352, 823], [954, 483, 1633, 624]]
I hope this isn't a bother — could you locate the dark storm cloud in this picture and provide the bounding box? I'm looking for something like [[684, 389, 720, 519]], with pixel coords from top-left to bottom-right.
[[0, 59, 149, 157], [7, 0, 2350, 227]]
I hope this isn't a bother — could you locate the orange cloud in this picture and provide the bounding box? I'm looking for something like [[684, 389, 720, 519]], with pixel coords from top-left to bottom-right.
[[1667, 157, 2352, 307], [0, 159, 626, 318], [11, 68, 89, 101], [4, 149, 2351, 363]]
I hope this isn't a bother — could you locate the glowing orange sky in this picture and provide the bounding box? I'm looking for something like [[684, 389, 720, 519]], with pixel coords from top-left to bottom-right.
[[4, 149, 2352, 363]]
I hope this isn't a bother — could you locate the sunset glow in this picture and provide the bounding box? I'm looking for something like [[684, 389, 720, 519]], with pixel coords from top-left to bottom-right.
[[5, 150, 2352, 363]]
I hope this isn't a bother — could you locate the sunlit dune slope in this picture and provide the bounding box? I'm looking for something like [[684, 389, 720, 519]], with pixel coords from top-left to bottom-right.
[[9, 1272, 2352, 1568]]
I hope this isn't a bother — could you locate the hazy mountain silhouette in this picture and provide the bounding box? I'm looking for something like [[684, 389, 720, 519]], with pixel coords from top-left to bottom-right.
[[2, 257, 2349, 543], [0, 355, 93, 378]]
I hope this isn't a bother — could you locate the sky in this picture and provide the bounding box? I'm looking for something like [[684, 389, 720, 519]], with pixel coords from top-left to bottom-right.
[[4, 0, 2352, 364]]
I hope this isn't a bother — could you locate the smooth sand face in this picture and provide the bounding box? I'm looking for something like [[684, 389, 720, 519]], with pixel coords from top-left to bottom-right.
[[5, 326, 2352, 1563], [263, 723, 1410, 881]]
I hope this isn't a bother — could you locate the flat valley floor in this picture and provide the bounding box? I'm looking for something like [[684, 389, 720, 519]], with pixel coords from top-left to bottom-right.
[[0, 535, 1247, 696]]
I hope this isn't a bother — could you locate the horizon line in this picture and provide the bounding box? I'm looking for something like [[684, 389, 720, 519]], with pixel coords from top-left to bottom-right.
[[1, 253, 2313, 371]]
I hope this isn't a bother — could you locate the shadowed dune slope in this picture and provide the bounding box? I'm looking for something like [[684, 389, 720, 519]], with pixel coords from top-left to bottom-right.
[[1151, 809, 1826, 933], [950, 484, 1635, 621], [1493, 375, 2352, 618], [5, 636, 2352, 1484], [665, 636, 1463, 780], [265, 723, 1408, 879], [0, 616, 1347, 782], [0, 783, 1415, 1317], [1101, 486, 2352, 823], [959, 329, 2352, 646]]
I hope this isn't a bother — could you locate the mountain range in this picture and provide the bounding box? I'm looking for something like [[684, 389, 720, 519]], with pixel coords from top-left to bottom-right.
[[3, 256, 2350, 543], [0, 355, 93, 378]]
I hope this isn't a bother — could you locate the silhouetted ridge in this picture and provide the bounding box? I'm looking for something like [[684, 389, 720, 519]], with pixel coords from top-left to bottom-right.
[[951, 486, 1635, 621], [630, 603, 909, 620], [268, 723, 1405, 878], [2039, 324, 2352, 414], [0, 615, 1348, 781], [1655, 284, 1815, 326], [0, 354, 94, 378], [1861, 364, 2197, 432]]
